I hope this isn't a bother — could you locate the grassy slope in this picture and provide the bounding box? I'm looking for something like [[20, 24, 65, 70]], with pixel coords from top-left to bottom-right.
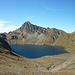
[[1, 31, 75, 74], [0, 50, 75, 75]]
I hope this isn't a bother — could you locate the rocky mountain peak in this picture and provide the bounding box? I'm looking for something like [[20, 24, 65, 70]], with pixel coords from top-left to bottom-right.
[[22, 21, 32, 29], [7, 21, 73, 46], [17, 21, 47, 34], [24, 21, 31, 25]]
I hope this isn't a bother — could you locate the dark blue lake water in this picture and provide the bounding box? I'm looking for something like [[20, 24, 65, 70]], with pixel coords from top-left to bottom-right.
[[10, 44, 68, 58]]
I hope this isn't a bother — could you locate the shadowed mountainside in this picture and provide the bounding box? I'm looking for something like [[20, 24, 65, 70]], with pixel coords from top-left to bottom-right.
[[0, 35, 21, 56], [0, 37, 11, 54]]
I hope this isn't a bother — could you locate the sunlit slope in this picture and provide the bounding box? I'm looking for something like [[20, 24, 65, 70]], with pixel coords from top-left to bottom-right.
[[5, 21, 75, 52]]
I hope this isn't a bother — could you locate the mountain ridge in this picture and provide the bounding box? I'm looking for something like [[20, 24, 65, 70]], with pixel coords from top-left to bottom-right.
[[7, 21, 61, 44], [0, 21, 75, 75], [6, 21, 75, 52]]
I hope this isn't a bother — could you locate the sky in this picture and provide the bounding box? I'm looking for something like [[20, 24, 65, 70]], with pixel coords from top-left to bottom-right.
[[0, 0, 75, 33]]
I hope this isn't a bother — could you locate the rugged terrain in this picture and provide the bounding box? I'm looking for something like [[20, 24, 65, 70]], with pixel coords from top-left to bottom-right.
[[6, 21, 75, 52], [6, 21, 61, 45], [0, 37, 75, 75], [0, 21, 75, 75]]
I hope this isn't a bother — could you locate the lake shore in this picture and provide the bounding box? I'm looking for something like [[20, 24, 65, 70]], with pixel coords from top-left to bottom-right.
[[0, 47, 75, 75]]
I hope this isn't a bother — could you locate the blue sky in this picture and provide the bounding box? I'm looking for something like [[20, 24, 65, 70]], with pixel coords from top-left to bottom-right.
[[0, 0, 75, 33]]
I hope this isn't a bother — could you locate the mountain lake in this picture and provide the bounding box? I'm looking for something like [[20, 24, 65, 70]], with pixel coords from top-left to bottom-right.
[[10, 44, 68, 58]]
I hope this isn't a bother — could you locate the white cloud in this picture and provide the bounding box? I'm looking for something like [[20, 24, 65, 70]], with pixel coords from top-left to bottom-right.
[[0, 21, 10, 27], [0, 23, 4, 27], [26, 16, 34, 19], [0, 25, 19, 33], [0, 21, 10, 23], [0, 20, 19, 33], [44, 7, 64, 11]]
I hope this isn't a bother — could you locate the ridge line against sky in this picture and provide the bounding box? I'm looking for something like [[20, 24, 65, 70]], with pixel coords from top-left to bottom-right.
[[0, 0, 75, 33]]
